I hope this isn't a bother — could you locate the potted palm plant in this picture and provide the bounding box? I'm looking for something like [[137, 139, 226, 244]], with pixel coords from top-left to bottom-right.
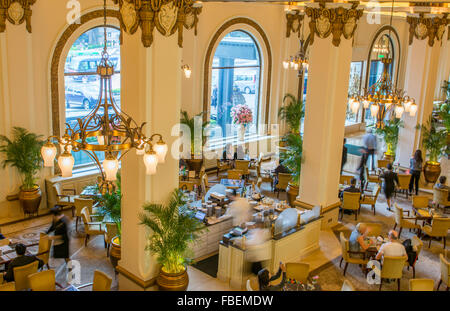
[[0, 127, 45, 216], [375, 118, 403, 162], [139, 189, 205, 291], [180, 110, 209, 176], [280, 133, 303, 207], [278, 93, 304, 135], [417, 116, 448, 183], [97, 172, 121, 269]]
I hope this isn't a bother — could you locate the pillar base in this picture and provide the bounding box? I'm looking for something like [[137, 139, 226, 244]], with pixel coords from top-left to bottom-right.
[[116, 265, 158, 291]]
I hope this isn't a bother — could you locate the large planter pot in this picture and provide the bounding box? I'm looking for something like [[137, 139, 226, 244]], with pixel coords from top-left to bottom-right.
[[109, 236, 121, 269], [157, 266, 189, 291], [286, 182, 299, 207], [19, 185, 42, 216], [423, 161, 441, 184], [383, 152, 395, 163], [185, 158, 203, 177]]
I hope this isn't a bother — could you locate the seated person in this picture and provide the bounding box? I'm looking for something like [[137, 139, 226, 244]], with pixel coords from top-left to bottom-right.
[[375, 230, 406, 263], [272, 160, 290, 187], [339, 177, 360, 199], [0, 233, 4, 240], [348, 223, 373, 258], [257, 262, 286, 291], [434, 175, 450, 202], [2, 243, 44, 282]]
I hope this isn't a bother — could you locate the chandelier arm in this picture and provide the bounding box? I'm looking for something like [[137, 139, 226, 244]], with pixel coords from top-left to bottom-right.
[[81, 149, 106, 180], [117, 148, 131, 161]]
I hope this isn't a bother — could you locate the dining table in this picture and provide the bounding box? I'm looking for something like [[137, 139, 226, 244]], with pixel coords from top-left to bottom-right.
[[0, 240, 40, 266], [220, 178, 245, 189]]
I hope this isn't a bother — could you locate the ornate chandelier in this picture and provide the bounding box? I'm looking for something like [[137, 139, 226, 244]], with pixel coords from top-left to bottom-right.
[[348, 0, 417, 128], [40, 0, 167, 194], [283, 11, 308, 73]]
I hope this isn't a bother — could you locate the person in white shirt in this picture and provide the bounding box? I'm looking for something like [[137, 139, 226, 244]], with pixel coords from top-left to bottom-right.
[[375, 230, 406, 262]]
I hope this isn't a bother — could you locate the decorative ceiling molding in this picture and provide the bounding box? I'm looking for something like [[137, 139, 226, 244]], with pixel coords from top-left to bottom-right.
[[406, 13, 449, 46], [285, 10, 304, 38], [0, 0, 36, 33], [112, 0, 202, 48], [305, 2, 363, 47]]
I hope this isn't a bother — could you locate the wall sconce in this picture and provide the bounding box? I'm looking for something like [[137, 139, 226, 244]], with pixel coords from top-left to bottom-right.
[[181, 64, 192, 78]]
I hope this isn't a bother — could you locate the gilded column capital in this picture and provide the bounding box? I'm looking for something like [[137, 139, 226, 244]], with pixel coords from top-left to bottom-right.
[[406, 13, 449, 47], [113, 0, 202, 48], [285, 10, 304, 38], [305, 2, 363, 47], [0, 0, 36, 33]]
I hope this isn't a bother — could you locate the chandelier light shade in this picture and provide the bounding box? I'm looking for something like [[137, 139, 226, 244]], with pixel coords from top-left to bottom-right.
[[282, 60, 289, 69], [409, 101, 418, 117], [370, 103, 379, 118], [41, 141, 57, 167], [154, 141, 168, 163], [103, 154, 119, 181], [181, 64, 192, 78], [144, 150, 158, 175], [58, 150, 75, 178]]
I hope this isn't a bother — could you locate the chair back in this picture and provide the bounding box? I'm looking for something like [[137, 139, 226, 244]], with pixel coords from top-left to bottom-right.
[[75, 198, 94, 216], [377, 159, 390, 169], [439, 254, 450, 286], [342, 192, 360, 211], [105, 223, 118, 245], [341, 279, 355, 291], [81, 207, 91, 230], [412, 195, 429, 209], [246, 279, 254, 291], [359, 222, 382, 237], [28, 270, 56, 291], [37, 232, 52, 266], [430, 217, 450, 237], [235, 160, 250, 175], [200, 174, 207, 195], [380, 256, 408, 279], [397, 174, 412, 190], [179, 181, 195, 191], [0, 239, 10, 247], [409, 278, 434, 291], [339, 232, 350, 262], [228, 169, 243, 180], [285, 263, 310, 284], [433, 188, 449, 206], [52, 183, 62, 196], [393, 204, 403, 225], [92, 270, 112, 291], [0, 282, 15, 291], [276, 173, 292, 190], [13, 261, 39, 291], [339, 175, 354, 185]]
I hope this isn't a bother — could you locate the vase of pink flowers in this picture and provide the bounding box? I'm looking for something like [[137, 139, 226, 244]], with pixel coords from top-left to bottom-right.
[[231, 104, 253, 141]]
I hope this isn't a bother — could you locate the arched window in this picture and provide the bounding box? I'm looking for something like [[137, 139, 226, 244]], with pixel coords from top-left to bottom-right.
[[209, 30, 262, 139], [63, 26, 121, 169]]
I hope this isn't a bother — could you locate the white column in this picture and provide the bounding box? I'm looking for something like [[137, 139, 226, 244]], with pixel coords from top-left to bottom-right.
[[397, 38, 443, 167], [298, 32, 353, 209], [118, 30, 181, 290]]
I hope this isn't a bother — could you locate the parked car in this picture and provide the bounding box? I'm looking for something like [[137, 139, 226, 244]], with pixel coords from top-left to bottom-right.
[[65, 86, 97, 110]]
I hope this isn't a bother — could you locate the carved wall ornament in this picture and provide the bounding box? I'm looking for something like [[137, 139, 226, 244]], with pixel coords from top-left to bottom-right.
[[0, 0, 36, 33], [305, 3, 363, 47], [407, 13, 449, 47], [113, 0, 202, 48], [285, 10, 304, 38]]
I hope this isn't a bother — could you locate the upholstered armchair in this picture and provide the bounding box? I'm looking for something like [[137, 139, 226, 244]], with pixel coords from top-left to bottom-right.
[[379, 255, 408, 291], [339, 232, 368, 276], [409, 278, 434, 291], [235, 160, 250, 179], [76, 270, 112, 291], [412, 195, 429, 209], [404, 235, 422, 278], [216, 159, 232, 177], [104, 223, 118, 257], [227, 169, 243, 180], [256, 164, 273, 191], [395, 174, 412, 199], [340, 192, 361, 221], [74, 198, 95, 232], [360, 184, 381, 215], [275, 173, 292, 198], [13, 261, 39, 291], [422, 217, 450, 249], [437, 254, 450, 291], [35, 233, 52, 270], [365, 167, 380, 185], [377, 159, 390, 169], [285, 263, 310, 284], [433, 188, 449, 209], [0, 281, 15, 291], [393, 204, 421, 237], [81, 207, 106, 247], [51, 183, 78, 217], [28, 270, 63, 291], [358, 222, 382, 237], [339, 175, 353, 185]]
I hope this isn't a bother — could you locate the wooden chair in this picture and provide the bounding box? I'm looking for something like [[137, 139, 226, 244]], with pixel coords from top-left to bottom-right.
[[275, 173, 292, 197], [340, 192, 361, 221], [379, 255, 408, 291], [341, 279, 355, 291], [74, 198, 94, 232], [227, 169, 243, 180], [285, 263, 310, 284], [405, 235, 423, 278], [409, 278, 434, 291], [360, 184, 380, 215], [13, 261, 39, 291], [358, 222, 382, 237], [28, 269, 63, 291], [395, 174, 412, 199], [339, 175, 353, 185], [339, 232, 368, 276], [104, 223, 118, 257], [179, 180, 196, 192], [393, 204, 421, 238], [76, 270, 112, 291], [235, 160, 250, 179], [256, 164, 273, 191], [412, 195, 430, 209], [365, 167, 381, 185], [200, 173, 219, 195], [52, 183, 77, 217], [422, 217, 450, 249], [377, 159, 390, 169], [437, 254, 450, 291], [0, 282, 15, 291], [216, 159, 232, 177], [433, 188, 449, 208], [81, 207, 106, 247], [0, 238, 10, 247], [36, 232, 52, 270]]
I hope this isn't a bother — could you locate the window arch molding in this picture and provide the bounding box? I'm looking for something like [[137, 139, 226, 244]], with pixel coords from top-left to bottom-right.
[[49, 9, 120, 139], [203, 17, 272, 126]]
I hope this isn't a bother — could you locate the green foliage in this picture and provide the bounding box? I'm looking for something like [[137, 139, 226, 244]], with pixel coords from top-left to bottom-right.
[[278, 94, 304, 134], [180, 110, 210, 154], [438, 101, 450, 133], [280, 133, 303, 186], [139, 189, 205, 274], [97, 171, 122, 240], [0, 127, 45, 190], [374, 118, 403, 155], [417, 116, 447, 163]]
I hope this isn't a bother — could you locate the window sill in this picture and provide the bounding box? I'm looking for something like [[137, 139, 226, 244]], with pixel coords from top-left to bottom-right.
[[47, 166, 100, 183]]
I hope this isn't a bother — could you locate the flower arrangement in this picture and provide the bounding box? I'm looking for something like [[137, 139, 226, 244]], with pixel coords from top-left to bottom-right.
[[231, 104, 253, 125]]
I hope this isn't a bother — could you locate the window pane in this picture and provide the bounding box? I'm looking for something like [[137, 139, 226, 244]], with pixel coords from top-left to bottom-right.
[[210, 31, 261, 140], [64, 26, 121, 168]]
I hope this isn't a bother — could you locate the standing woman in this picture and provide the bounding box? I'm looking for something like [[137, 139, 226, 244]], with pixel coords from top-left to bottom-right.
[[46, 207, 70, 264], [381, 163, 399, 212], [409, 150, 423, 196]]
